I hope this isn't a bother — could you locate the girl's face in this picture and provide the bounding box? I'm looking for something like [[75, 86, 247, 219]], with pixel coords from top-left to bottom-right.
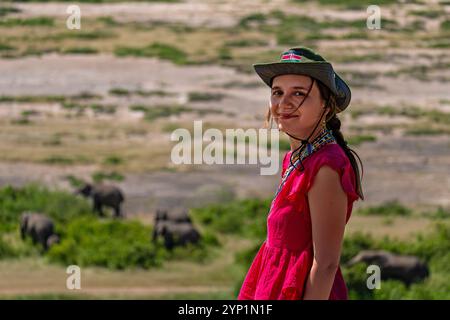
[[270, 74, 328, 140]]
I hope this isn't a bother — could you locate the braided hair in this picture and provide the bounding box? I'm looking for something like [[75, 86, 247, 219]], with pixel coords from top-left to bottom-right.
[[317, 80, 365, 201]]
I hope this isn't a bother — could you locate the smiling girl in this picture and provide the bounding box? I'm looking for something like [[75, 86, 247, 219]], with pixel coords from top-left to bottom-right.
[[237, 47, 364, 300]]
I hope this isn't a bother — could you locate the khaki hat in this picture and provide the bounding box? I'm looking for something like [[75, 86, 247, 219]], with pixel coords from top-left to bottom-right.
[[253, 46, 351, 112]]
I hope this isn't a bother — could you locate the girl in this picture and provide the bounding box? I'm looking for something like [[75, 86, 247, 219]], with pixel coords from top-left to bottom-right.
[[238, 47, 364, 300]]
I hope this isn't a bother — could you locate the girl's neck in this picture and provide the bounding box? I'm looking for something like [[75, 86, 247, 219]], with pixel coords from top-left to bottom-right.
[[288, 126, 326, 152]]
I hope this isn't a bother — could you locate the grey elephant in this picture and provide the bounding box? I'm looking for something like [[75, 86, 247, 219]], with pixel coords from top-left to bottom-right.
[[76, 183, 124, 218], [20, 212, 57, 251], [160, 222, 201, 250], [152, 207, 192, 242], [155, 207, 191, 223], [347, 250, 429, 285]]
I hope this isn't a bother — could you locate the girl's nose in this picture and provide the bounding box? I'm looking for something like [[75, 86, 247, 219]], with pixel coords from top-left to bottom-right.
[[278, 95, 295, 111]]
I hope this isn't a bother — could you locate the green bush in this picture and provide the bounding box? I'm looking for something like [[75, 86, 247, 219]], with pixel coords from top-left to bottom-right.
[[115, 43, 189, 65], [0, 237, 16, 259], [347, 134, 377, 146], [341, 232, 376, 264], [356, 200, 412, 216], [0, 43, 16, 51], [0, 184, 93, 232], [50, 31, 116, 41], [130, 104, 195, 121], [89, 104, 117, 114], [47, 217, 165, 269], [234, 242, 261, 268], [191, 198, 271, 239], [64, 175, 86, 188], [0, 17, 54, 27], [0, 6, 20, 17], [188, 92, 225, 102], [62, 47, 98, 55], [103, 155, 124, 166], [91, 171, 124, 183], [48, 217, 220, 269], [109, 88, 130, 96]]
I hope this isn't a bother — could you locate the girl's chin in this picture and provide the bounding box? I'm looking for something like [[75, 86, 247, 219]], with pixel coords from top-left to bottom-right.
[[277, 123, 299, 133]]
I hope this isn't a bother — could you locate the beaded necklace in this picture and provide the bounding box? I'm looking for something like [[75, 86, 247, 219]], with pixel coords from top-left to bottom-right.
[[270, 128, 336, 210]]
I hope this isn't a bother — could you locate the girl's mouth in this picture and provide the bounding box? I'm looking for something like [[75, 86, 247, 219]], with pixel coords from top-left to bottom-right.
[[279, 114, 299, 119]]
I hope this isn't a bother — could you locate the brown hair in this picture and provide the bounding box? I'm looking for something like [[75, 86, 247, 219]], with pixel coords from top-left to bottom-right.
[[263, 79, 365, 201]]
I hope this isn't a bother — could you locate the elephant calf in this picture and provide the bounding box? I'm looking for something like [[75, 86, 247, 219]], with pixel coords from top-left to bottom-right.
[[20, 212, 59, 251], [347, 250, 429, 285], [77, 183, 125, 218]]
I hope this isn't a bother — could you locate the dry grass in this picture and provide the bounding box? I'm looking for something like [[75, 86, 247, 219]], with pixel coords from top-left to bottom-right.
[[347, 215, 433, 241], [0, 117, 171, 172]]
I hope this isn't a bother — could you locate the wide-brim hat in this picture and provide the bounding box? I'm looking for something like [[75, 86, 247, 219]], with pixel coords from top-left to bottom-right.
[[253, 46, 351, 113]]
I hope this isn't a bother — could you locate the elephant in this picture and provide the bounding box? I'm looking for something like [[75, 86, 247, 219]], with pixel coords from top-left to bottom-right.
[[20, 212, 56, 251], [152, 207, 192, 242], [347, 250, 429, 285], [160, 222, 201, 250], [76, 183, 124, 218], [155, 207, 191, 223]]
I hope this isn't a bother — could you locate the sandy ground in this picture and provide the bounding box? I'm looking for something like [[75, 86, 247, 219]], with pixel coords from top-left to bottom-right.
[[0, 53, 449, 213], [10, 0, 449, 31]]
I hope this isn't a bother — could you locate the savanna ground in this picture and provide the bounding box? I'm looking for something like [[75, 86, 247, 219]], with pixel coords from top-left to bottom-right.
[[0, 0, 449, 299]]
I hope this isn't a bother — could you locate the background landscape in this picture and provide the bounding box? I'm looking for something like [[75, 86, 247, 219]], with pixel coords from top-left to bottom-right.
[[0, 0, 449, 299]]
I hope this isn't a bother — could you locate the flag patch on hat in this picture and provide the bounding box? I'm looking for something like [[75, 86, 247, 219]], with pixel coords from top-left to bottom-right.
[[281, 51, 302, 62]]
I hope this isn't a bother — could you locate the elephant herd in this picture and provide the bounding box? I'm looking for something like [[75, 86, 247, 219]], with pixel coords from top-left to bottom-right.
[[18, 182, 429, 286], [19, 182, 202, 252]]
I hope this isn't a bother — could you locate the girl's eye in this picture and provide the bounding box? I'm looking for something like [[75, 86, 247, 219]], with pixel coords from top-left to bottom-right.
[[272, 91, 304, 96]]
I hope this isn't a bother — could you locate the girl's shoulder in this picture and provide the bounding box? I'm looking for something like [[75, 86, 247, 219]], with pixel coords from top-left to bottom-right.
[[307, 142, 349, 168], [282, 143, 348, 174]]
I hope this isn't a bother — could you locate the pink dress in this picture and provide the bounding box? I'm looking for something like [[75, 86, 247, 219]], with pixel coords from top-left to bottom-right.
[[237, 142, 360, 300]]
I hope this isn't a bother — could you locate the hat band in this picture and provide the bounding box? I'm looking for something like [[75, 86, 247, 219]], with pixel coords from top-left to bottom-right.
[[281, 52, 302, 62]]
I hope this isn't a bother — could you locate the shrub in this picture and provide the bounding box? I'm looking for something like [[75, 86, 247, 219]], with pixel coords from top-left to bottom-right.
[[129, 104, 195, 121], [356, 200, 412, 217], [115, 43, 189, 65], [191, 198, 271, 239], [0, 237, 16, 259], [0, 17, 54, 27], [91, 171, 124, 183], [0, 184, 93, 232], [62, 47, 98, 54], [188, 92, 225, 102], [103, 155, 124, 166], [47, 217, 165, 269]]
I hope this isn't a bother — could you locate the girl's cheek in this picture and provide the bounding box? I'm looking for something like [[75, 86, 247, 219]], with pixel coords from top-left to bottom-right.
[[270, 103, 278, 113]]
